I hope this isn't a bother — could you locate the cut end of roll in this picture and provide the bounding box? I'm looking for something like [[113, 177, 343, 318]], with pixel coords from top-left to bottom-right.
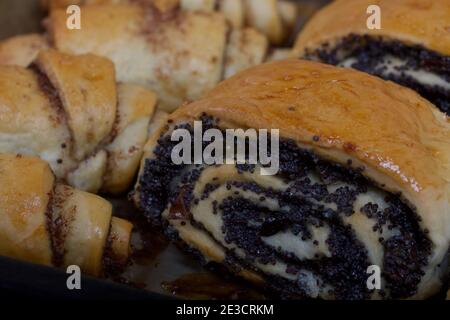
[[51, 186, 133, 277], [0, 154, 133, 278], [135, 118, 434, 299], [300, 34, 450, 116], [52, 185, 114, 276], [103, 217, 133, 275]]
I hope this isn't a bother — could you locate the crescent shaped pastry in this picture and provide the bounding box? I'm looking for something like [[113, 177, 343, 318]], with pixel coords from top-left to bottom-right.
[[0, 34, 49, 67], [0, 49, 157, 194], [0, 154, 132, 276], [40, 0, 297, 45], [293, 0, 450, 115], [1, 3, 272, 111], [133, 59, 450, 299]]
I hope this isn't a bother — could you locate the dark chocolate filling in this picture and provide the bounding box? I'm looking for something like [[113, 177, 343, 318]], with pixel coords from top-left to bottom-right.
[[137, 117, 432, 299], [302, 34, 450, 115]]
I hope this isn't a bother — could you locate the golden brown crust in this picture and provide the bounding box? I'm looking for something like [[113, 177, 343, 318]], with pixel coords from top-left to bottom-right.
[[42, 0, 295, 45], [0, 50, 157, 193], [0, 154, 54, 266], [224, 28, 268, 79], [0, 64, 73, 178], [0, 154, 133, 276], [35, 49, 117, 161], [219, 0, 244, 29], [172, 59, 450, 194], [107, 217, 133, 269], [102, 83, 157, 193], [167, 59, 450, 250], [42, 0, 123, 10], [0, 34, 49, 67], [41, 0, 80, 10], [47, 4, 227, 111], [52, 183, 113, 275], [294, 0, 450, 56], [44, 2, 296, 110], [137, 59, 449, 299]]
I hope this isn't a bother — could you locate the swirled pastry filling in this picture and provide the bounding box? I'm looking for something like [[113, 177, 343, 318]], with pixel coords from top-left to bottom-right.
[[302, 35, 450, 116], [137, 117, 432, 300]]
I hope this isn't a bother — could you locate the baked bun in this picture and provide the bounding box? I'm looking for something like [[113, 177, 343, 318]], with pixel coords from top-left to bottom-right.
[[0, 34, 49, 67], [41, 0, 298, 45], [294, 0, 450, 115], [133, 59, 450, 299], [0, 49, 157, 194], [0, 153, 132, 276]]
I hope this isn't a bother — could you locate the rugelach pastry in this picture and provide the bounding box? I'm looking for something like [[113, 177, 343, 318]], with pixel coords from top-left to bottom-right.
[[0, 154, 132, 276], [0, 34, 49, 67], [0, 2, 290, 111], [294, 0, 450, 115], [133, 59, 450, 300], [0, 49, 157, 194], [41, 0, 298, 45], [44, 3, 269, 111]]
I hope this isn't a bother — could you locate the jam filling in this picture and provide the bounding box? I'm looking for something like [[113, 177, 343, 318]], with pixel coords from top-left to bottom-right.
[[302, 34, 450, 115], [137, 117, 432, 299]]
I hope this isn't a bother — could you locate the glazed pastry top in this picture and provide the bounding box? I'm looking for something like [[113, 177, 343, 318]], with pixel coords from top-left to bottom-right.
[[294, 0, 450, 56], [165, 59, 450, 246]]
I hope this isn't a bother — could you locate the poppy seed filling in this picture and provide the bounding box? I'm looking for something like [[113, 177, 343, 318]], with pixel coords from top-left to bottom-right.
[[303, 34, 450, 115], [137, 117, 432, 299]]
